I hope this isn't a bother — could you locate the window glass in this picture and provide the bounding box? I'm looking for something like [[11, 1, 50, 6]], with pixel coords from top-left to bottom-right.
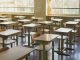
[[0, 0, 34, 13], [47, 0, 79, 14]]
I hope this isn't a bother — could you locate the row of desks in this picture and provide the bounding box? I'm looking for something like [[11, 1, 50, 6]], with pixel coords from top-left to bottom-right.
[[0, 18, 79, 60], [0, 33, 59, 60], [0, 19, 79, 47], [0, 27, 78, 60], [0, 32, 59, 60]]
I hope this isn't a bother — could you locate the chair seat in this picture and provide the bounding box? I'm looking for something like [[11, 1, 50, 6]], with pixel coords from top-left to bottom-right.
[[57, 35, 68, 40]]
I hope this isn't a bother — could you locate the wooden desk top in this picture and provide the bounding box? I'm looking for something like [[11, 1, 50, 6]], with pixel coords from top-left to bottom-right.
[[18, 19, 31, 24], [65, 21, 79, 25], [37, 21, 53, 25], [74, 19, 80, 22], [23, 23, 41, 28], [0, 18, 12, 21], [33, 34, 58, 42], [18, 19, 31, 22], [0, 16, 6, 18], [0, 46, 35, 60], [0, 21, 17, 25], [51, 18, 63, 22], [15, 16, 25, 18], [0, 29, 20, 36], [32, 17, 38, 20], [32, 17, 43, 20], [55, 28, 72, 33]]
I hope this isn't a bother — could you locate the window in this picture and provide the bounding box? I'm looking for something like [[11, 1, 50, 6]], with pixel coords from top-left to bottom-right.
[[47, 0, 80, 14], [0, 0, 34, 13]]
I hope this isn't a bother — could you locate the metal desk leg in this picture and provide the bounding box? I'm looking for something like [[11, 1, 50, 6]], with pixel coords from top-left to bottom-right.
[[73, 26, 76, 42], [61, 35, 64, 53], [2, 37, 7, 47], [49, 25, 51, 34], [68, 32, 74, 51], [42, 24, 45, 34], [39, 50, 42, 60], [28, 28, 30, 47], [3, 38, 5, 47], [16, 34, 18, 46], [21, 27, 24, 45], [43, 43, 46, 60], [52, 41, 54, 60], [58, 38, 61, 54]]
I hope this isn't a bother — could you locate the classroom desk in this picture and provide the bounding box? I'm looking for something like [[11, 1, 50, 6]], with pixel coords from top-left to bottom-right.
[[65, 21, 79, 26], [54, 28, 72, 56], [51, 18, 63, 22], [0, 29, 20, 47], [0, 21, 17, 29], [51, 18, 63, 27], [65, 21, 79, 41], [18, 19, 32, 25], [0, 46, 35, 60], [74, 19, 80, 36], [0, 16, 6, 18], [33, 34, 58, 60], [37, 21, 53, 33], [31, 17, 43, 22], [0, 18, 12, 22], [23, 23, 41, 47]]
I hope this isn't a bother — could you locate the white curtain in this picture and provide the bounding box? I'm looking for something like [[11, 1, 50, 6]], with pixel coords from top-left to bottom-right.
[[49, 0, 79, 14], [0, 0, 34, 13]]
